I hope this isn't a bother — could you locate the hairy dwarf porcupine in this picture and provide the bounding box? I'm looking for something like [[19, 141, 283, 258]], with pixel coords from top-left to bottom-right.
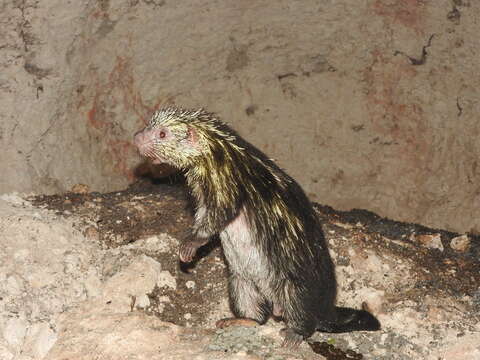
[[134, 107, 380, 347]]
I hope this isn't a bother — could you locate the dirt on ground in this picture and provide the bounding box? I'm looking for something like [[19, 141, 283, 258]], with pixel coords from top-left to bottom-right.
[[31, 178, 229, 329], [26, 178, 480, 359]]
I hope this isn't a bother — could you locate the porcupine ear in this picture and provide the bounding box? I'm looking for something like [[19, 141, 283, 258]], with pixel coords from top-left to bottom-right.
[[186, 125, 202, 149]]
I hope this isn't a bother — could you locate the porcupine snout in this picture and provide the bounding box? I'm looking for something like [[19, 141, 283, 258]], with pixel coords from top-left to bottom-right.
[[134, 129, 155, 158]]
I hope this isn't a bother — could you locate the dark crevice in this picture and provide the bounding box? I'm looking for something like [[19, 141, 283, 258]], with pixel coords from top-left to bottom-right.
[[447, 6, 461, 25], [394, 34, 435, 66], [24, 62, 51, 79], [17, 0, 31, 52], [277, 73, 297, 81], [456, 97, 463, 117], [15, 1, 51, 80]]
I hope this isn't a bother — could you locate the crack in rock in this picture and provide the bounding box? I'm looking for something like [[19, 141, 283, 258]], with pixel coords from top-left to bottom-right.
[[394, 34, 435, 66]]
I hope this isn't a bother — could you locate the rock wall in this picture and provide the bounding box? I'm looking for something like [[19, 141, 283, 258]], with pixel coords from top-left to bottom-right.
[[1, 0, 479, 233]]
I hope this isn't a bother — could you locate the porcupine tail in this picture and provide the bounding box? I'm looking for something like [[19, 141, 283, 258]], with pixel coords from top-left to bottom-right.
[[317, 306, 380, 333]]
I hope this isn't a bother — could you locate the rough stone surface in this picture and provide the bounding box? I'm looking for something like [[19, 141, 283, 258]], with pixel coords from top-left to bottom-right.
[[0, 194, 298, 359], [0, 194, 102, 359], [1, 192, 479, 359], [1, 1, 480, 233]]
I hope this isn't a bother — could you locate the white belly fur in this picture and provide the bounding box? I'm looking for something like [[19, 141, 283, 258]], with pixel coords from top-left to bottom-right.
[[220, 210, 271, 285]]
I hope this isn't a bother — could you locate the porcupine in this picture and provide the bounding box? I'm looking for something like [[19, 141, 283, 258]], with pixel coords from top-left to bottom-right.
[[133, 107, 380, 347]]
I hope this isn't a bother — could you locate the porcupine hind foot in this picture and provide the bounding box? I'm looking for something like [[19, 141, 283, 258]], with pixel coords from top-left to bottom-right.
[[217, 274, 271, 329], [279, 314, 316, 348], [279, 328, 304, 348], [279, 285, 318, 348]]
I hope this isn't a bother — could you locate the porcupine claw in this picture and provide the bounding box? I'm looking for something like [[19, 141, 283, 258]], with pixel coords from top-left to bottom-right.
[[179, 241, 197, 263], [280, 328, 304, 348], [179, 234, 210, 263]]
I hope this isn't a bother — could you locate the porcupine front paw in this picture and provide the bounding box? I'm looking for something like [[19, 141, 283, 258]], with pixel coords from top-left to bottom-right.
[[179, 241, 198, 263], [179, 235, 210, 263]]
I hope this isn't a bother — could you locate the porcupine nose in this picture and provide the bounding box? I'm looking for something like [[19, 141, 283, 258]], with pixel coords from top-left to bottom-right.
[[134, 130, 149, 155]]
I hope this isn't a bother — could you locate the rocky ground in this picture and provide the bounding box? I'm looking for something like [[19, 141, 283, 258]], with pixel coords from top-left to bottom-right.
[[0, 179, 479, 359]]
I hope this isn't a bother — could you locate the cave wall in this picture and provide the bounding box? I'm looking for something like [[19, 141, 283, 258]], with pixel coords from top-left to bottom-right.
[[1, 0, 479, 233]]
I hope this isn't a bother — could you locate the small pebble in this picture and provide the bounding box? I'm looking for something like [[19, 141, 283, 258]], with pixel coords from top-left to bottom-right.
[[450, 235, 470, 252], [412, 233, 443, 251], [83, 226, 99, 240], [71, 183, 90, 194]]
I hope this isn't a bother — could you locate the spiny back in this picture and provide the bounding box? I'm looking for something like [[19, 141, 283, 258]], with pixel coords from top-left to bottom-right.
[[148, 107, 319, 267], [150, 107, 289, 202]]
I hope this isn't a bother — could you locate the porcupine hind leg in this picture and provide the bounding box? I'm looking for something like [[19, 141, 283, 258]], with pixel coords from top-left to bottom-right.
[[280, 282, 322, 348], [216, 273, 271, 328], [280, 309, 317, 347]]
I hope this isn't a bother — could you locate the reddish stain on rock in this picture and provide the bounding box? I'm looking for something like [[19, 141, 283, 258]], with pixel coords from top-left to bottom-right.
[[372, 0, 427, 34], [87, 106, 98, 128], [87, 93, 106, 129], [78, 55, 173, 181], [108, 139, 137, 181], [362, 49, 431, 171]]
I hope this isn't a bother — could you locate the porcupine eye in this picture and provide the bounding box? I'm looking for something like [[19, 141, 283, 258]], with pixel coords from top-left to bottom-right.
[[159, 131, 166, 139]]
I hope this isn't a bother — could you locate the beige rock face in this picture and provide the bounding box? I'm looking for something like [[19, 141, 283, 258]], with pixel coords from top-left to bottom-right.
[[1, 1, 480, 233], [0, 194, 102, 359]]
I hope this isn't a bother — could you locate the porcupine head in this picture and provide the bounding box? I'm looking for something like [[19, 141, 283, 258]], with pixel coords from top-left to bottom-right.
[[134, 108, 201, 168], [134, 107, 234, 170]]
